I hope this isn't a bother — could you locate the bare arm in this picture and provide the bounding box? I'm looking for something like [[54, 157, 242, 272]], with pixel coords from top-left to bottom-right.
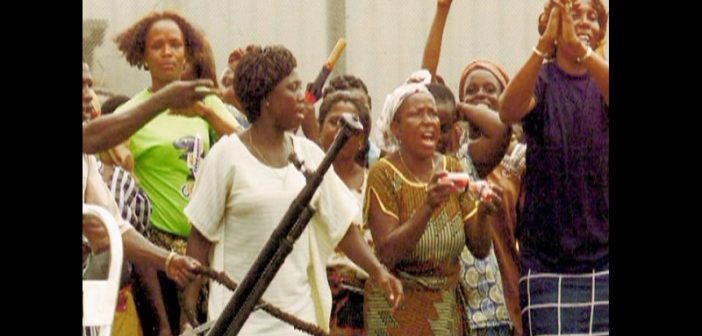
[[368, 171, 454, 268], [194, 100, 241, 136], [462, 204, 494, 259], [557, 2, 609, 105], [337, 225, 403, 310], [582, 53, 608, 105], [181, 227, 212, 330], [83, 79, 217, 154], [133, 265, 174, 336], [499, 7, 560, 124], [462, 183, 505, 259], [458, 103, 510, 178], [421, 0, 453, 80]]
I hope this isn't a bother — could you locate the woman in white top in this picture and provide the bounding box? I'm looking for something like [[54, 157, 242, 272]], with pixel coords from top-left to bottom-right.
[[181, 45, 402, 335]]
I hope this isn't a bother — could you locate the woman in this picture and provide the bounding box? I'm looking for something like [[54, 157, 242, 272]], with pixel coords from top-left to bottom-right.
[[422, 1, 515, 334], [365, 72, 501, 335], [499, 1, 609, 335], [457, 60, 519, 336], [318, 90, 373, 335], [182, 45, 402, 335], [113, 11, 241, 335]]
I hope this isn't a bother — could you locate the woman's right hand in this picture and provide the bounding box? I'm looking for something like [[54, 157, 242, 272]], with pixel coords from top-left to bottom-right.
[[166, 255, 202, 287], [154, 79, 216, 110], [425, 171, 459, 209], [538, 3, 561, 55]]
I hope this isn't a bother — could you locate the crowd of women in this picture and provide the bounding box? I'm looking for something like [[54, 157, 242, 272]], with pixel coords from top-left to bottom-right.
[[82, 0, 608, 335]]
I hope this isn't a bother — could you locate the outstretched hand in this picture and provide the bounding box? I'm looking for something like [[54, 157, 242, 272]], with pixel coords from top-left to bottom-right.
[[538, 3, 561, 55], [153, 79, 216, 111]]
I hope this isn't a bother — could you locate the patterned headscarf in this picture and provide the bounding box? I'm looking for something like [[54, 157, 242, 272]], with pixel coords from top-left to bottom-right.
[[458, 59, 510, 102], [372, 69, 434, 153]]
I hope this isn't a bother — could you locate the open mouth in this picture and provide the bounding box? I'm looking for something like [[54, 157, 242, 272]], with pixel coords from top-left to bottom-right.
[[578, 33, 592, 47], [420, 131, 437, 146]]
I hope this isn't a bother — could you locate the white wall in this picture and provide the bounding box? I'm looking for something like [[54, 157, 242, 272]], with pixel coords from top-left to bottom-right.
[[84, 0, 609, 121]]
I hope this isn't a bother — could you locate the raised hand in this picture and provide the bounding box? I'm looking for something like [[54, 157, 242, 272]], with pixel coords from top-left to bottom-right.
[[558, 0, 589, 59], [537, 2, 561, 56]]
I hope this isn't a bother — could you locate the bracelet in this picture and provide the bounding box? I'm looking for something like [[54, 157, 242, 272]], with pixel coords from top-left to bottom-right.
[[576, 47, 594, 64], [165, 251, 177, 276], [532, 46, 549, 59]]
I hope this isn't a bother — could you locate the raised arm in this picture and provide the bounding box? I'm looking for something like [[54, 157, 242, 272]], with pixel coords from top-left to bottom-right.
[[421, 0, 453, 80], [499, 7, 560, 124], [457, 103, 510, 178]]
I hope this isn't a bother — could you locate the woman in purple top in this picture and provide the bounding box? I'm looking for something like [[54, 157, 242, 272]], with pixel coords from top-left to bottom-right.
[[499, 1, 609, 335]]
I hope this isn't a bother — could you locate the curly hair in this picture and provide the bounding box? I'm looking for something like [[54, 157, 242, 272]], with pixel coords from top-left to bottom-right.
[[322, 74, 372, 110], [183, 38, 219, 88], [233, 45, 297, 123], [114, 11, 208, 70], [538, 0, 608, 49], [318, 91, 372, 167]]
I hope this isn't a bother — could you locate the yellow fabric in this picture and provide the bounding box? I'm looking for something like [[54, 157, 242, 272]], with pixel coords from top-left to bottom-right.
[[363, 155, 478, 335], [111, 286, 143, 336]]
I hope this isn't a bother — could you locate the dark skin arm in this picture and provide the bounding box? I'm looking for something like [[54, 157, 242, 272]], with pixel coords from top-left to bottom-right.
[[421, 0, 453, 81], [499, 6, 558, 123], [180, 226, 212, 331], [338, 225, 403, 311], [83, 156, 201, 286], [368, 170, 455, 268], [457, 103, 510, 178], [133, 264, 174, 336], [83, 79, 216, 153]]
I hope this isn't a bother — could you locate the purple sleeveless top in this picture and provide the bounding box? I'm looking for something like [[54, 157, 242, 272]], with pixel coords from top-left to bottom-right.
[[519, 62, 608, 273]]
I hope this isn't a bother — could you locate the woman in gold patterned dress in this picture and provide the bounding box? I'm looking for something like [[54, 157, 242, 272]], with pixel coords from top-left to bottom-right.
[[364, 72, 502, 335]]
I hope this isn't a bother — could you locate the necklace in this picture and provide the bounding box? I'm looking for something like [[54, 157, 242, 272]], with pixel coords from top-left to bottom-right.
[[399, 150, 435, 184], [248, 130, 289, 167]]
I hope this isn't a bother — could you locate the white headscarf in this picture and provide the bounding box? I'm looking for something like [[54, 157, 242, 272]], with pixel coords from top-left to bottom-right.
[[372, 69, 433, 153]]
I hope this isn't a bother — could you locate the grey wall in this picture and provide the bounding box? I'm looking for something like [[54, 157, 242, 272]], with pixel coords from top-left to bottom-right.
[[83, 0, 609, 121]]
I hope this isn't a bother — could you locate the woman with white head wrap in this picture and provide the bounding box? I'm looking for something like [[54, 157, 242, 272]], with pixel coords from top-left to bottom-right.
[[364, 70, 502, 335]]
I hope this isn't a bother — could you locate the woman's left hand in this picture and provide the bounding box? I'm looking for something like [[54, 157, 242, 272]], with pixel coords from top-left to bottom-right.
[[372, 266, 404, 313], [554, 0, 589, 58], [170, 101, 210, 119]]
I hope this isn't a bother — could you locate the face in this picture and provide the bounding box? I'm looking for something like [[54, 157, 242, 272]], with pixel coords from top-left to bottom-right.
[[82, 63, 96, 122], [319, 101, 365, 160], [144, 19, 186, 83], [435, 100, 456, 154], [219, 68, 240, 107], [391, 92, 439, 157], [462, 69, 501, 110], [570, 0, 602, 48], [266, 70, 305, 131]]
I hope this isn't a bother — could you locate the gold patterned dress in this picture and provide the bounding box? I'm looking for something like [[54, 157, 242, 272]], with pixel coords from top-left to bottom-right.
[[364, 156, 479, 336]]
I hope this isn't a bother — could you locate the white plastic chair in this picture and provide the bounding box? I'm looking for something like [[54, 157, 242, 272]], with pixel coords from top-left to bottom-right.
[[82, 204, 123, 336]]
